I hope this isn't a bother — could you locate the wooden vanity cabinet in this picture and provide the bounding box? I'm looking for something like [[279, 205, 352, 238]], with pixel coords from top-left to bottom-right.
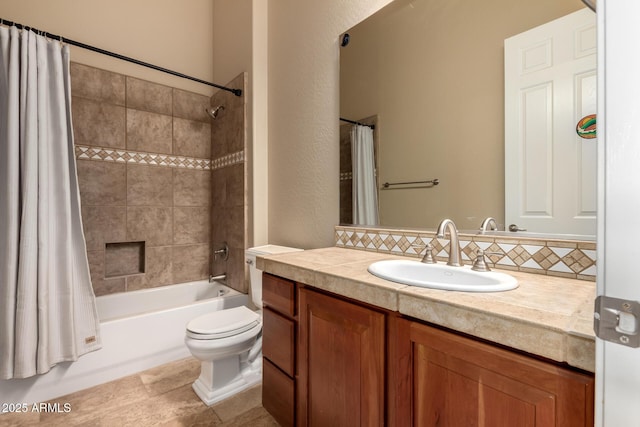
[[261, 272, 595, 427], [262, 273, 297, 427], [262, 274, 388, 426], [392, 318, 595, 427], [297, 287, 386, 426]]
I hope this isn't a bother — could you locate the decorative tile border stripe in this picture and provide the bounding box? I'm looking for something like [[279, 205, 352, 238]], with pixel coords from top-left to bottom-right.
[[75, 144, 211, 170], [335, 225, 596, 281], [212, 150, 244, 170]]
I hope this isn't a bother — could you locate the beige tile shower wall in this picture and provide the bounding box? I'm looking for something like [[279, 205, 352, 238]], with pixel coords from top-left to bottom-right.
[[72, 62, 213, 296], [210, 73, 248, 294]]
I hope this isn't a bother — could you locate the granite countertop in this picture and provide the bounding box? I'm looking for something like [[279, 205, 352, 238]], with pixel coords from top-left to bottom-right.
[[257, 247, 596, 373]]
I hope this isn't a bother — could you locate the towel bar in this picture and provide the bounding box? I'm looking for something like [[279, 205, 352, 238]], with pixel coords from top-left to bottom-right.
[[382, 178, 439, 189]]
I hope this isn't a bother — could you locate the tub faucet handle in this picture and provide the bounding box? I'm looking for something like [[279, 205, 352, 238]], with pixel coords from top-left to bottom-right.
[[213, 242, 229, 261]]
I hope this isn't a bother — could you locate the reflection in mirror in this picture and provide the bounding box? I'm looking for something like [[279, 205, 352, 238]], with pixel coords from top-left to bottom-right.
[[340, 0, 595, 239], [351, 124, 379, 225], [340, 116, 379, 225]]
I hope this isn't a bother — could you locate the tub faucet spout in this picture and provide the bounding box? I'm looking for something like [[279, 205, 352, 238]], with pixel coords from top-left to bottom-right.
[[209, 273, 226, 283], [436, 219, 464, 267]]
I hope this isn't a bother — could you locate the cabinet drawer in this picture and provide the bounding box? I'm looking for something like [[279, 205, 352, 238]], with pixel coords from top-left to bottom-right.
[[262, 273, 295, 317], [263, 308, 295, 376], [263, 359, 295, 427]]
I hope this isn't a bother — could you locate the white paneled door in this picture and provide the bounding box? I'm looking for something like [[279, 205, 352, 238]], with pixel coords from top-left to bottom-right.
[[505, 8, 596, 236]]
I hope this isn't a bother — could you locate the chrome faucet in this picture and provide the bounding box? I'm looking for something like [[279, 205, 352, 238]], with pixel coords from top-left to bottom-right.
[[479, 217, 498, 233], [436, 219, 464, 267]]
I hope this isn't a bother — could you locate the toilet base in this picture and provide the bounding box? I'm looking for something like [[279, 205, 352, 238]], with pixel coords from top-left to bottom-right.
[[192, 353, 262, 406]]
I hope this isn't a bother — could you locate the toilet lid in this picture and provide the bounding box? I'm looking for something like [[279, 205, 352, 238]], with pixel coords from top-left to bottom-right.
[[186, 306, 260, 339]]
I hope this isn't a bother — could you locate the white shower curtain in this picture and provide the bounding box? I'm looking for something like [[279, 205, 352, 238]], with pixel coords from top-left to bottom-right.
[[0, 26, 101, 379], [351, 125, 379, 225]]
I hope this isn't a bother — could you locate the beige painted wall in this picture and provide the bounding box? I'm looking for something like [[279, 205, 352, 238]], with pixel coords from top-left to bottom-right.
[[341, 0, 584, 231], [267, 0, 393, 249], [212, 0, 269, 248], [0, 0, 216, 95]]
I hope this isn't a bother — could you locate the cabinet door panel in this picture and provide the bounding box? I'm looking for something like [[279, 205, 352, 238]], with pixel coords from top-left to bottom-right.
[[482, 385, 538, 427], [399, 319, 593, 427], [416, 345, 555, 426], [298, 288, 385, 427]]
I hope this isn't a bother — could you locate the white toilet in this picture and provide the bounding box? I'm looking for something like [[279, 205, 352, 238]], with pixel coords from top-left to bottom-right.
[[185, 245, 303, 405]]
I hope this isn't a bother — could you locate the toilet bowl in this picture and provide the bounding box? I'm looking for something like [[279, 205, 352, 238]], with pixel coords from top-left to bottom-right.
[[185, 245, 303, 405]]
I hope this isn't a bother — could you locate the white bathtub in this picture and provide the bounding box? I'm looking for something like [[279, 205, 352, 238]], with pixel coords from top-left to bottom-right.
[[0, 280, 248, 404]]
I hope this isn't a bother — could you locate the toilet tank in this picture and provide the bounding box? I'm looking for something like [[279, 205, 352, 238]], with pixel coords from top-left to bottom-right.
[[245, 245, 303, 307]]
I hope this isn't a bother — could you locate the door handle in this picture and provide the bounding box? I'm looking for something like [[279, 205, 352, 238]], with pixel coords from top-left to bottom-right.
[[508, 224, 527, 232]]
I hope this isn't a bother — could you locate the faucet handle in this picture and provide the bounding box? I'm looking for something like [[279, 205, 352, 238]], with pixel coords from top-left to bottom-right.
[[421, 244, 436, 264], [213, 242, 229, 261], [471, 249, 503, 272], [471, 249, 491, 272], [411, 243, 437, 264]]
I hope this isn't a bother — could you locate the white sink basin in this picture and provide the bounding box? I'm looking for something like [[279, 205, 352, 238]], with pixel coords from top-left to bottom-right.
[[367, 260, 518, 292]]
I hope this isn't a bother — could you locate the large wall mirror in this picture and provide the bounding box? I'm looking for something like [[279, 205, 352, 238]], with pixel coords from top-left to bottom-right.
[[340, 0, 596, 240]]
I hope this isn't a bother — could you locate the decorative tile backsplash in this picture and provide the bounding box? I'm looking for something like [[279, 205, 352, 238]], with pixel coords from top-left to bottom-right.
[[335, 225, 596, 281]]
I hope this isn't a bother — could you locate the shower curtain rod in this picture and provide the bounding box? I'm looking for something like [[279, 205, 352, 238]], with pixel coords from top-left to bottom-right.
[[340, 117, 375, 130], [0, 18, 242, 97]]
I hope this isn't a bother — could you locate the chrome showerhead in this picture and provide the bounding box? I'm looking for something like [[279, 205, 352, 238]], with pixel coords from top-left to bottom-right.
[[205, 105, 225, 120]]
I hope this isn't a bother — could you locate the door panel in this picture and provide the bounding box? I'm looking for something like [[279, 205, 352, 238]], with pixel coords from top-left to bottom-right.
[[505, 8, 596, 235]]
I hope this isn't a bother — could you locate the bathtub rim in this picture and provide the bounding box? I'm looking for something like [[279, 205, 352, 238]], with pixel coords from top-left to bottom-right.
[[96, 279, 243, 323]]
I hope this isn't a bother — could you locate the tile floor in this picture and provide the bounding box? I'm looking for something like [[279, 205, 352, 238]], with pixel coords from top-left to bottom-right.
[[0, 358, 278, 427]]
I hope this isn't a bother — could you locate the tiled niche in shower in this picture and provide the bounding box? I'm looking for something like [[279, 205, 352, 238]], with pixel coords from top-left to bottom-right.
[[104, 242, 146, 278]]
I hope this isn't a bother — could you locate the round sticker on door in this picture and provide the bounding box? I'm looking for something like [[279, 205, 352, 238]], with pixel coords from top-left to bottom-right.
[[576, 114, 596, 139]]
